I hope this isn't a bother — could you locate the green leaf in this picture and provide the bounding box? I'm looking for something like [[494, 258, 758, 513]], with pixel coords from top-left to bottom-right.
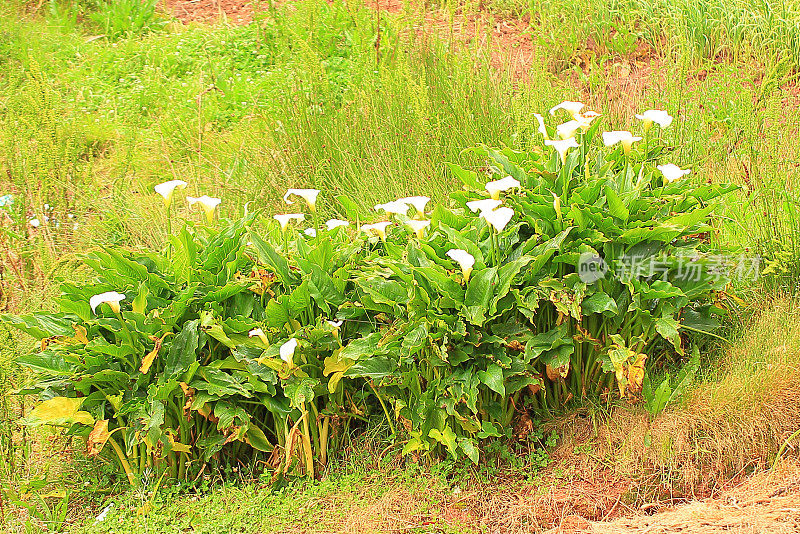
[[244, 425, 273, 452], [459, 438, 479, 464], [668, 346, 700, 405], [604, 186, 629, 222], [445, 162, 483, 189], [477, 364, 505, 396], [581, 292, 619, 315], [655, 315, 682, 352], [283, 377, 318, 409], [164, 320, 199, 378], [477, 421, 502, 439], [249, 230, 296, 286], [192, 367, 253, 398], [463, 267, 497, 326], [429, 426, 458, 458], [339, 332, 381, 361], [345, 356, 396, 379], [1, 313, 75, 339]]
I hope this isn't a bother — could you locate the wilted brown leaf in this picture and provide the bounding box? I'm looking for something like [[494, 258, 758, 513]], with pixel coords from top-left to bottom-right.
[[87, 419, 111, 456]]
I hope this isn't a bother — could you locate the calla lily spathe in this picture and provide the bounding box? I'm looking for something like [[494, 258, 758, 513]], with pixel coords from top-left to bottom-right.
[[534, 113, 549, 140], [304, 228, 317, 237], [485, 176, 520, 200], [481, 206, 514, 232], [90, 291, 126, 314], [446, 249, 475, 282], [556, 120, 582, 140], [405, 219, 431, 238], [545, 137, 579, 164], [280, 338, 298, 365], [187, 195, 221, 223], [274, 213, 305, 231], [362, 221, 391, 241], [549, 101, 584, 119], [327, 320, 343, 328], [249, 328, 269, 344], [283, 189, 320, 212], [636, 109, 673, 130], [657, 164, 691, 182], [154, 180, 187, 206], [466, 198, 502, 214], [396, 196, 430, 213], [374, 200, 409, 216], [325, 219, 350, 230], [602, 131, 642, 154], [555, 110, 599, 138]]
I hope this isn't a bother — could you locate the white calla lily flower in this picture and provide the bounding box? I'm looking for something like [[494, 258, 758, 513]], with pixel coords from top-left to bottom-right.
[[325, 219, 350, 230], [361, 221, 391, 241], [578, 110, 600, 132], [283, 189, 320, 212], [466, 198, 502, 214], [545, 137, 580, 164], [534, 113, 549, 140], [485, 176, 521, 200], [602, 131, 642, 155], [396, 196, 430, 213], [636, 109, 673, 130], [549, 101, 585, 119], [187, 195, 221, 223], [304, 228, 317, 237], [374, 200, 410, 216], [154, 180, 187, 206], [280, 338, 298, 365], [657, 164, 691, 182], [446, 249, 475, 282], [327, 320, 343, 328], [90, 291, 126, 314], [274, 213, 305, 231], [556, 120, 582, 140], [94, 503, 114, 525], [249, 328, 269, 344], [405, 219, 431, 239], [481, 206, 514, 232]]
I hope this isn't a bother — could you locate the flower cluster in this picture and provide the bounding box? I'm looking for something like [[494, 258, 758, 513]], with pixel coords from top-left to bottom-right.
[[538, 100, 689, 181]]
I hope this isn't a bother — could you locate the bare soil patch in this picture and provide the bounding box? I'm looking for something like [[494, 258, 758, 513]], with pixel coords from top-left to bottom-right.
[[160, 0, 256, 24]]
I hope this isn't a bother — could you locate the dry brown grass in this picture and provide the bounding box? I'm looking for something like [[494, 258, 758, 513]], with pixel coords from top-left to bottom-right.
[[587, 460, 800, 534]]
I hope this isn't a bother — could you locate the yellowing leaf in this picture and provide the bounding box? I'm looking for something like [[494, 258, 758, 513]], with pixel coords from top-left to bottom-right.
[[24, 397, 94, 426], [166, 432, 191, 453], [322, 355, 355, 377], [87, 419, 111, 457], [546, 363, 569, 381], [140, 332, 172, 374], [73, 325, 89, 344], [626, 353, 647, 396], [328, 371, 345, 394]]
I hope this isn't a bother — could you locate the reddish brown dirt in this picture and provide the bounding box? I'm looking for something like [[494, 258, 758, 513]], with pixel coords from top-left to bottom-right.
[[160, 0, 256, 24], [159, 0, 537, 77]]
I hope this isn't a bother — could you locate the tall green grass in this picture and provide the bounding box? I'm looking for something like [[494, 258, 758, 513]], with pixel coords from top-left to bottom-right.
[[480, 0, 800, 72]]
